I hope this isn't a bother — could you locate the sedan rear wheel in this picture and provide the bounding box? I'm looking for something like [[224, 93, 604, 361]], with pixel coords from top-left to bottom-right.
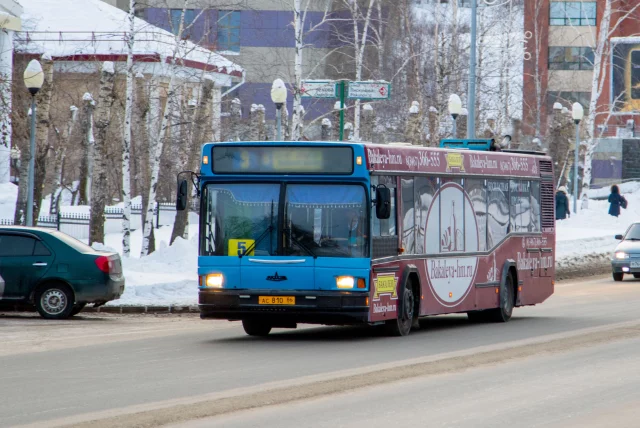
[[35, 284, 74, 320]]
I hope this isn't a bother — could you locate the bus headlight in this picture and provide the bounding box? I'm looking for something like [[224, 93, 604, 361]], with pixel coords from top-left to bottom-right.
[[336, 276, 355, 289], [205, 273, 224, 288], [615, 252, 629, 260]]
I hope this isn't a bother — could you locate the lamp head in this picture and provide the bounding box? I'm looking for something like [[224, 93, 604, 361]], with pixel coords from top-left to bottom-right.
[[271, 79, 287, 105], [448, 94, 462, 117], [24, 60, 44, 95], [572, 102, 584, 124]]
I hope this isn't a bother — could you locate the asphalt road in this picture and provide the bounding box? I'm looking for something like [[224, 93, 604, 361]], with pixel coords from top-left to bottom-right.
[[177, 336, 640, 428], [2, 274, 640, 427]]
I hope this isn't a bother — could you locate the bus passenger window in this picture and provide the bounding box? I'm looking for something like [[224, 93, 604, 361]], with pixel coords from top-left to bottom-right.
[[510, 180, 531, 233], [531, 181, 541, 232], [487, 180, 509, 248], [465, 178, 487, 251], [401, 178, 415, 253], [415, 177, 437, 254]]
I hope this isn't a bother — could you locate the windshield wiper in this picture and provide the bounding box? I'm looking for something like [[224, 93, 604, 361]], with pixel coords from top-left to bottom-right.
[[283, 228, 317, 259], [239, 225, 273, 258], [240, 200, 275, 258]]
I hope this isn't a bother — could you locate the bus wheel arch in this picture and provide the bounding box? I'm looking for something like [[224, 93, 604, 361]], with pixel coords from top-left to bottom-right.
[[386, 266, 420, 336], [496, 261, 517, 322]]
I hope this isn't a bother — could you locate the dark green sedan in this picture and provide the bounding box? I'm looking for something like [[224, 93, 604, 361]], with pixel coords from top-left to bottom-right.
[[0, 226, 125, 319]]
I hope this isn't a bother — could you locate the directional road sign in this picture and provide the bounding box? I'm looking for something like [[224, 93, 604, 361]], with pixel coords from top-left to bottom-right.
[[347, 81, 391, 100]]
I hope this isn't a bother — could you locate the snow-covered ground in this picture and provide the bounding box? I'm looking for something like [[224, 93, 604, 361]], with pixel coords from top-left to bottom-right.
[[99, 224, 199, 307]]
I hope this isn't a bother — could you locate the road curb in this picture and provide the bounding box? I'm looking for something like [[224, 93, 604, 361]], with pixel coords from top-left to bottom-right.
[[84, 260, 613, 315], [83, 305, 199, 314]]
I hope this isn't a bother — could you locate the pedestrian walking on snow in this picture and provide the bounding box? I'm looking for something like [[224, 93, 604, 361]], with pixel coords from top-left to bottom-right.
[[608, 184, 627, 217], [555, 186, 570, 220]]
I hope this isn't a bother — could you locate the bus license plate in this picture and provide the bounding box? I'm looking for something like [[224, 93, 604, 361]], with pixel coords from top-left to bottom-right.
[[631, 262, 640, 268], [259, 296, 295, 305]]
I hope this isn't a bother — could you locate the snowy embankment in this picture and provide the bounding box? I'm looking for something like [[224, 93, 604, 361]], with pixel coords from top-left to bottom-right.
[[99, 224, 199, 307], [555, 186, 640, 275]]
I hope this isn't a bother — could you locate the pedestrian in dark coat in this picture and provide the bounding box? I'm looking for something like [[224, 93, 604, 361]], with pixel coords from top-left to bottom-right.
[[555, 186, 570, 220], [608, 184, 623, 217]]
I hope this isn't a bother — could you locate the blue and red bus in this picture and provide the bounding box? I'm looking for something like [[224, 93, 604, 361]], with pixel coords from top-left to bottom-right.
[[176, 140, 555, 336]]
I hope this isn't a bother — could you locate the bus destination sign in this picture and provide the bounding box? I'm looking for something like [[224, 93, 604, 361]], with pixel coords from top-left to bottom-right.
[[212, 146, 354, 175]]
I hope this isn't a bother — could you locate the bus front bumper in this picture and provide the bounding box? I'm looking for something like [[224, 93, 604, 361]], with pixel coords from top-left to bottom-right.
[[199, 290, 370, 325]]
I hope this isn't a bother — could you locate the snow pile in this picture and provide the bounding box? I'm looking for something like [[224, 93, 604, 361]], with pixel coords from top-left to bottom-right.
[[102, 223, 199, 306], [587, 181, 640, 199], [0, 183, 17, 220], [17, 0, 243, 77], [555, 191, 640, 263]]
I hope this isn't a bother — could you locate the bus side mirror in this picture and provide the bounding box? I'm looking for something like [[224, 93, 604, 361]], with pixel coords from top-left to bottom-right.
[[375, 187, 391, 220], [176, 179, 188, 211], [615, 234, 623, 240]]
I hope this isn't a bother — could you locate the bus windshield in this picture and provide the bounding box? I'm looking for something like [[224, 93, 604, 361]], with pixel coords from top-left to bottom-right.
[[202, 183, 368, 258]]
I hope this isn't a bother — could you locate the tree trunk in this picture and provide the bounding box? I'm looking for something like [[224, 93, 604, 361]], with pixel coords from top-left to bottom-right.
[[13, 146, 28, 224], [141, 73, 178, 256], [51, 106, 78, 214], [581, 0, 612, 210], [89, 62, 116, 246], [122, 0, 136, 257], [32, 57, 55, 224], [79, 93, 95, 205], [143, 77, 160, 255], [291, 0, 303, 141]]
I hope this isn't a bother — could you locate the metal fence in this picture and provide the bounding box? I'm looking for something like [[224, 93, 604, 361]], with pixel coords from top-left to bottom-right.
[[0, 202, 194, 240]]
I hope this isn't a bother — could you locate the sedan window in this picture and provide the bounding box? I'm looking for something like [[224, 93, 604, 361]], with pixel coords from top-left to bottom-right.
[[33, 241, 52, 256], [625, 224, 640, 240], [0, 235, 36, 256]]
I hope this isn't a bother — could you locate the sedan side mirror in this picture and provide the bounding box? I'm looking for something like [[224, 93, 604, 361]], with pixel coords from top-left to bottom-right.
[[176, 179, 188, 211], [615, 234, 624, 240], [375, 187, 391, 220]]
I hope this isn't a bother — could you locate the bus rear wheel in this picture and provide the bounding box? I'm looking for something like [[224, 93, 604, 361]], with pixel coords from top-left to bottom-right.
[[470, 271, 515, 323], [242, 319, 272, 336], [385, 279, 415, 337]]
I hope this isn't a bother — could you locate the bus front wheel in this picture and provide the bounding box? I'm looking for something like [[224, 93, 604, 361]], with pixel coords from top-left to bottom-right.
[[385, 279, 415, 337], [242, 319, 272, 336]]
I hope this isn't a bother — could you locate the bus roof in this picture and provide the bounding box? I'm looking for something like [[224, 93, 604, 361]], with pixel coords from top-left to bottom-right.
[[201, 141, 553, 179]]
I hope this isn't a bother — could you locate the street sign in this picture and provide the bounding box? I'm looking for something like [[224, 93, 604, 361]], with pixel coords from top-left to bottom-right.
[[347, 81, 391, 100], [300, 80, 338, 98]]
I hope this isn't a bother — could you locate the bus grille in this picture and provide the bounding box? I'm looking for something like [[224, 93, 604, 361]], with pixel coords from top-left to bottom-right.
[[539, 160, 553, 175], [541, 180, 555, 229]]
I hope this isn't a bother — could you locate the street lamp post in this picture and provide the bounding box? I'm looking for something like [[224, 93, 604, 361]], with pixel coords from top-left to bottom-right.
[[448, 94, 462, 138], [572, 102, 584, 215], [271, 79, 287, 141], [23, 59, 44, 227]]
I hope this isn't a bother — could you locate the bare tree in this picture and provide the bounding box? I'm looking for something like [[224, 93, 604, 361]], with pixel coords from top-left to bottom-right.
[[89, 62, 116, 245], [79, 93, 95, 206], [121, 0, 137, 257], [580, 0, 640, 209], [50, 105, 78, 215]]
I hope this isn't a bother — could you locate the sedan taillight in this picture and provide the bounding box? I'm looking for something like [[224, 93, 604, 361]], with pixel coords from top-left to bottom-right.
[[95, 256, 110, 273]]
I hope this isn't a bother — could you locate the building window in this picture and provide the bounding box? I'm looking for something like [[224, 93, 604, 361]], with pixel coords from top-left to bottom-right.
[[550, 2, 596, 26], [548, 47, 594, 70], [170, 9, 196, 37], [217, 10, 241, 52], [547, 91, 591, 111]]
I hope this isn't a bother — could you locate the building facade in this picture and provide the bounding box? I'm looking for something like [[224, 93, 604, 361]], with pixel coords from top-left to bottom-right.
[[523, 0, 640, 184], [131, 0, 337, 119]]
